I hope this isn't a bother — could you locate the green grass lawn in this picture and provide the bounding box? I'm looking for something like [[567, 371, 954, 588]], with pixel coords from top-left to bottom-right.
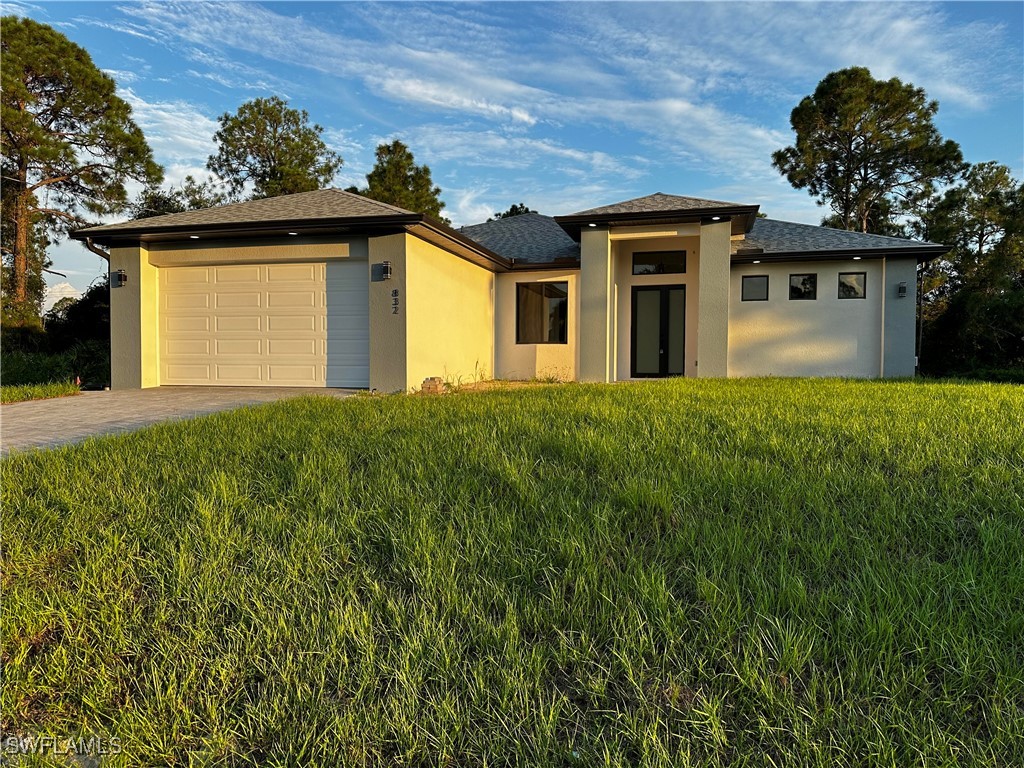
[[3, 379, 1023, 766], [0, 381, 80, 404]]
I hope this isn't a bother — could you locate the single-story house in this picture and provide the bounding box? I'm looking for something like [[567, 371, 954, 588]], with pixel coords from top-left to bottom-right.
[[72, 190, 947, 391]]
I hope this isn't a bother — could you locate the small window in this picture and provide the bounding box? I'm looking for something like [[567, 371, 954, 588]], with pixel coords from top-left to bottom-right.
[[516, 282, 568, 344], [838, 272, 867, 299], [632, 251, 686, 275], [789, 273, 817, 300], [741, 275, 769, 301]]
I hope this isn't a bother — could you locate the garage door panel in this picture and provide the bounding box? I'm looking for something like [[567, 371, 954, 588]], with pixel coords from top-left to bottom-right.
[[164, 268, 210, 286], [216, 315, 261, 332], [165, 363, 211, 382], [268, 315, 316, 332], [216, 292, 262, 309], [166, 316, 210, 332], [215, 339, 261, 356], [166, 339, 211, 356], [215, 364, 263, 382], [267, 364, 319, 383], [215, 266, 262, 283], [166, 293, 210, 310], [269, 264, 321, 282]]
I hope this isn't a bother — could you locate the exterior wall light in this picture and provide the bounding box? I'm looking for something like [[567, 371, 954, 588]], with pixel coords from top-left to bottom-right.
[[113, 269, 128, 287], [898, 281, 908, 298], [381, 261, 393, 280]]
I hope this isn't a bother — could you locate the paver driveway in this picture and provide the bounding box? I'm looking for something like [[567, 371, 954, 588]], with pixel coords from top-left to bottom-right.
[[1, 387, 358, 454]]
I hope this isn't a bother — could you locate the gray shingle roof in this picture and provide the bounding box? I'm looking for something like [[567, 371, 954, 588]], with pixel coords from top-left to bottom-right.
[[569, 192, 747, 216], [460, 213, 580, 266], [738, 218, 944, 256], [75, 188, 415, 235]]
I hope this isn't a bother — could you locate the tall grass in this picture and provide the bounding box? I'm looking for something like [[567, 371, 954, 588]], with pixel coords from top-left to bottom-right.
[[1, 381, 80, 404], [2, 379, 1022, 766]]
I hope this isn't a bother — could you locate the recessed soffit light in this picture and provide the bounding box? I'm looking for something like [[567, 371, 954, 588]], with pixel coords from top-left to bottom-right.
[[189, 235, 200, 239]]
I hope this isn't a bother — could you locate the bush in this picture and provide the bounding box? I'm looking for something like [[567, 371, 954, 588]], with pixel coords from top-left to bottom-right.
[[0, 341, 109, 387]]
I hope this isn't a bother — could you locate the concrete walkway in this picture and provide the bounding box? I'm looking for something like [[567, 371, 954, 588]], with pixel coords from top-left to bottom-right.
[[1, 387, 358, 454]]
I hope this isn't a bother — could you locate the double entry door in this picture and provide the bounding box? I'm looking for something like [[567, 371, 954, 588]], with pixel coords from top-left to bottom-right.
[[631, 285, 685, 378]]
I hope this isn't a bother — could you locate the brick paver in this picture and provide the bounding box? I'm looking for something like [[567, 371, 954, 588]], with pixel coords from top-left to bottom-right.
[[1, 387, 357, 454]]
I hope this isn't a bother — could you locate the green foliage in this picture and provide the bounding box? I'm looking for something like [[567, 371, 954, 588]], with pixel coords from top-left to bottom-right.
[[354, 140, 448, 223], [0, 342, 110, 387], [207, 96, 342, 199], [773, 67, 963, 234], [488, 202, 536, 221], [3, 379, 1022, 765], [130, 175, 227, 219], [44, 276, 110, 352], [916, 162, 1024, 376], [0, 16, 162, 326], [1, 381, 79, 403]]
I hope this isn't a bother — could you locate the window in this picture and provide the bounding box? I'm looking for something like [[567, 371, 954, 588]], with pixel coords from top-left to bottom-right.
[[838, 272, 867, 299], [516, 282, 568, 344], [741, 275, 769, 301], [789, 273, 817, 300], [632, 251, 686, 275]]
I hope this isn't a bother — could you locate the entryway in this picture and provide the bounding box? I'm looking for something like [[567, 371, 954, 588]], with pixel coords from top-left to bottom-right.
[[631, 285, 685, 377]]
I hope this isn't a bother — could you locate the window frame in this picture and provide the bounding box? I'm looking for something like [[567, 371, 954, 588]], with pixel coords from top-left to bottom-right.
[[789, 273, 818, 301], [631, 250, 687, 276], [741, 274, 770, 302], [838, 271, 867, 300], [515, 281, 569, 345]]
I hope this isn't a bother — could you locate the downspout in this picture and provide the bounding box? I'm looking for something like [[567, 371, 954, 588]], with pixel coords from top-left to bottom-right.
[[916, 260, 924, 375], [83, 237, 110, 261]]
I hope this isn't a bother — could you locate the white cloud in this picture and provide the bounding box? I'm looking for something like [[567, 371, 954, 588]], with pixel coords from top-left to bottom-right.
[[119, 88, 219, 167]]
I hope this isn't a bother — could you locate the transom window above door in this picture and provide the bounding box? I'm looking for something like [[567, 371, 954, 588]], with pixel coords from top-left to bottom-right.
[[632, 251, 686, 275]]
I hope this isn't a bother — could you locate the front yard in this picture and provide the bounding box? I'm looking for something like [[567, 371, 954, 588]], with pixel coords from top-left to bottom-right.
[[2, 379, 1022, 765]]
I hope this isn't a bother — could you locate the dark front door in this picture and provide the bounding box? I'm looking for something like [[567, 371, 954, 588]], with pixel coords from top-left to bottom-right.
[[631, 285, 685, 377]]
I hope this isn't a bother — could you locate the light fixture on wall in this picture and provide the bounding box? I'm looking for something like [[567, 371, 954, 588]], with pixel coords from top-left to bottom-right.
[[113, 269, 128, 287], [381, 261, 393, 280], [898, 281, 908, 298]]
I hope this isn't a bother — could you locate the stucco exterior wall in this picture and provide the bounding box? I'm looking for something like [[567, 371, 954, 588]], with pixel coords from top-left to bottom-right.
[[696, 221, 731, 377], [882, 257, 919, 377], [495, 270, 579, 380], [368, 233, 408, 392], [404, 234, 495, 391], [579, 228, 613, 382], [728, 260, 885, 377], [613, 235, 700, 380], [109, 245, 159, 389]]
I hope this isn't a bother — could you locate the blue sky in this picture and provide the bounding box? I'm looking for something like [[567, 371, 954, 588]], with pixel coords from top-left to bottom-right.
[[12, 1, 1024, 294]]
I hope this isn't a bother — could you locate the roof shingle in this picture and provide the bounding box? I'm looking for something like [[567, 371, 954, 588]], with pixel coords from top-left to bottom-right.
[[76, 188, 415, 235], [568, 192, 748, 217], [738, 218, 944, 256], [460, 213, 580, 266]]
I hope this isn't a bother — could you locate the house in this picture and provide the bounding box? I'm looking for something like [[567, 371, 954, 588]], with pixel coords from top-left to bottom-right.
[[72, 190, 947, 391]]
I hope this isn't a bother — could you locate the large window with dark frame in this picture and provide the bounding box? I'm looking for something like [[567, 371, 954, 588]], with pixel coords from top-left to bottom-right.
[[838, 272, 867, 299], [789, 273, 817, 300], [741, 275, 769, 301], [516, 282, 568, 344], [632, 251, 686, 275]]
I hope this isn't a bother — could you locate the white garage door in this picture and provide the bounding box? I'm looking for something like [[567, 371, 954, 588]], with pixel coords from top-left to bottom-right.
[[160, 261, 368, 387]]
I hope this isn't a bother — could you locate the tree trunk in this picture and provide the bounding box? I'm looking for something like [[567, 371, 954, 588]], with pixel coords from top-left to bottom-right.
[[13, 186, 30, 305]]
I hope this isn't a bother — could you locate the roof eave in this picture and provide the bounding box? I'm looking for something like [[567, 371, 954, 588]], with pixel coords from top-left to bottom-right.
[[554, 205, 760, 240], [730, 245, 950, 264]]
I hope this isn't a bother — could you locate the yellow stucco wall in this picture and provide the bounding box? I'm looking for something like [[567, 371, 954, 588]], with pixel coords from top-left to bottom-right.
[[404, 234, 494, 390], [109, 245, 159, 389], [494, 270, 579, 381]]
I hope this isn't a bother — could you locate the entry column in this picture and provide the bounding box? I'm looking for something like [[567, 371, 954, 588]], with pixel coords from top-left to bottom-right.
[[579, 227, 614, 382]]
